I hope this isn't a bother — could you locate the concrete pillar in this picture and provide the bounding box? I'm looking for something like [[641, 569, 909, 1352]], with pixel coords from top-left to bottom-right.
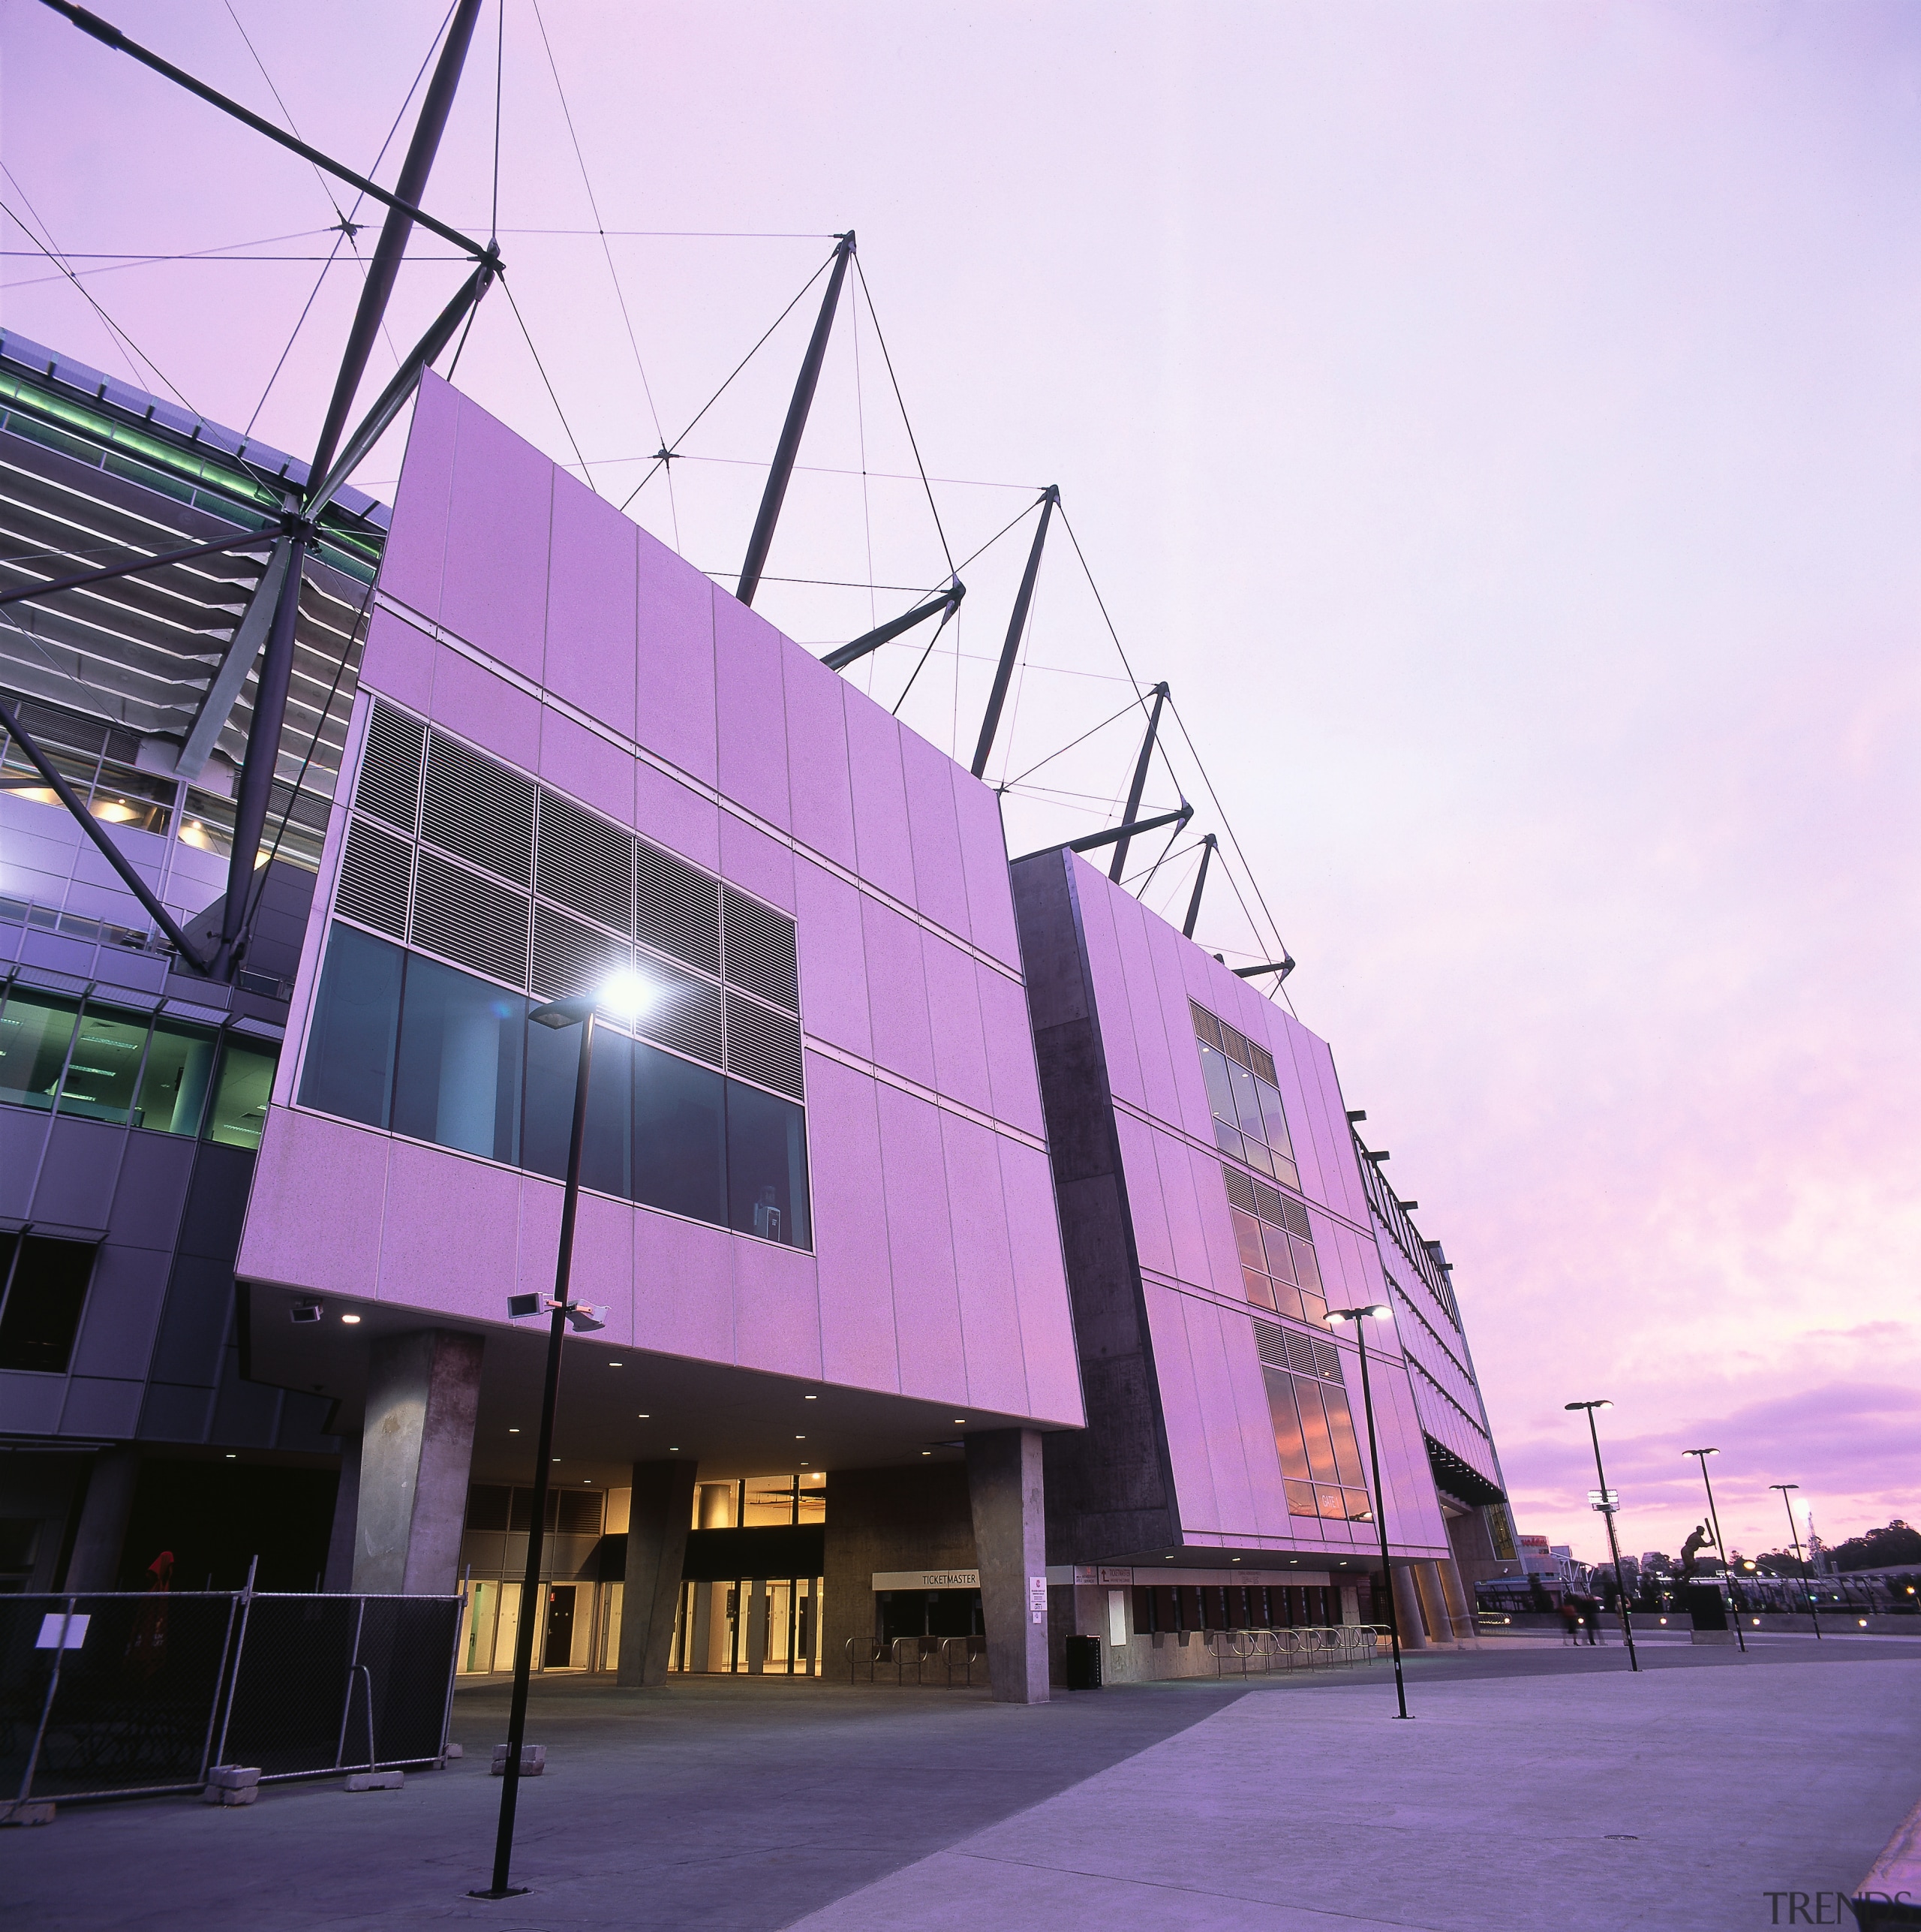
[[746, 1580, 768, 1674], [1434, 1557, 1475, 1645], [966, 1428, 1049, 1705], [62, 1447, 141, 1591], [616, 1458, 697, 1686], [688, 1581, 713, 1672], [1390, 1563, 1431, 1649], [1414, 1560, 1458, 1645], [350, 1328, 483, 1594], [323, 1434, 362, 1592], [1338, 1583, 1360, 1624]]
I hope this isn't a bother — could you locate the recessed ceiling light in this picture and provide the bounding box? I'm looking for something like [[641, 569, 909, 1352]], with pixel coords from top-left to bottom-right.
[[609, 1361, 622, 1368], [225, 1452, 236, 1460], [341, 1313, 361, 1325], [921, 1451, 931, 1457], [669, 1446, 679, 1452], [954, 1419, 966, 1425], [800, 1461, 809, 1467], [638, 1413, 650, 1419], [552, 1457, 560, 1462], [804, 1395, 817, 1401], [509, 1428, 519, 1434], [1231, 1557, 1241, 1563], [795, 1434, 805, 1440]]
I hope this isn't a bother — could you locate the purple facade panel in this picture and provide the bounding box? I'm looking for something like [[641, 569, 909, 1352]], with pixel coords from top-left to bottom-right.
[[439, 396, 552, 683], [564, 1189, 638, 1350], [543, 468, 639, 736], [428, 646, 540, 774], [842, 692, 916, 907], [1372, 1359, 1448, 1554], [633, 761, 720, 872], [634, 536, 717, 785], [976, 968, 1045, 1140], [1144, 914, 1219, 1149], [1114, 1112, 1174, 1279], [783, 659, 858, 870], [1178, 1294, 1261, 1538], [793, 859, 871, 1060], [940, 1113, 1030, 1417], [921, 934, 994, 1116], [859, 898, 936, 1091], [1141, 1279, 1221, 1536], [712, 594, 793, 830], [900, 735, 971, 940], [951, 774, 1019, 969], [237, 1110, 388, 1299], [539, 706, 636, 828], [1112, 892, 1184, 1127], [806, 1054, 900, 1392], [731, 1237, 822, 1382], [358, 608, 436, 715], [1307, 1033, 1369, 1226], [996, 1138, 1083, 1426], [1070, 861, 1141, 1109], [876, 1085, 966, 1402], [633, 1209, 734, 1365], [380, 372, 458, 620], [1156, 1131, 1216, 1295], [378, 1142, 521, 1322], [719, 813, 796, 913]]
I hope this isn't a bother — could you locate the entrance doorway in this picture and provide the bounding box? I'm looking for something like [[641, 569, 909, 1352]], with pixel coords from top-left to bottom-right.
[[669, 1576, 824, 1675], [544, 1584, 576, 1668]]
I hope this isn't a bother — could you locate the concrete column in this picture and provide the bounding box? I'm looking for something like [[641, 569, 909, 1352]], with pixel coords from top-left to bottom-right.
[[688, 1581, 713, 1672], [617, 1458, 697, 1686], [62, 1447, 141, 1591], [1338, 1583, 1360, 1624], [323, 1434, 362, 1592], [1434, 1557, 1475, 1645], [350, 1328, 483, 1594], [1412, 1560, 1457, 1646], [746, 1580, 768, 1674], [1390, 1563, 1432, 1649], [966, 1428, 1049, 1705]]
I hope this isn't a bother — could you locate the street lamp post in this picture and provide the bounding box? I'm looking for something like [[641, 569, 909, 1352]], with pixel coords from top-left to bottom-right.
[[1566, 1401, 1638, 1672], [1325, 1304, 1411, 1720], [473, 977, 642, 1900], [1769, 1483, 1822, 1641], [1682, 1448, 1745, 1654]]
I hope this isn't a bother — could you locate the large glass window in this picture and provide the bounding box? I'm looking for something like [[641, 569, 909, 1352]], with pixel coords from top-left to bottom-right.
[[1192, 1000, 1299, 1191], [300, 923, 404, 1128], [55, 1007, 149, 1123], [207, 1040, 277, 1149], [0, 1234, 95, 1374], [633, 1042, 726, 1226], [392, 954, 525, 1163], [135, 1018, 218, 1135], [726, 1080, 810, 1249], [0, 988, 79, 1111], [1264, 1365, 1372, 1526]]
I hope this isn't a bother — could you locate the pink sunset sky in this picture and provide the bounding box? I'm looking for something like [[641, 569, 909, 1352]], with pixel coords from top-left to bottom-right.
[[3, 2, 1913, 1567]]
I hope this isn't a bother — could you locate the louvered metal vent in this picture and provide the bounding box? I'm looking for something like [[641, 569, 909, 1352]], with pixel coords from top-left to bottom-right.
[[336, 816, 411, 939], [1279, 1196, 1312, 1241], [1254, 1320, 1342, 1381], [411, 847, 531, 987], [725, 989, 804, 1100], [636, 839, 720, 977], [1252, 1177, 1285, 1225], [721, 886, 798, 1013], [532, 901, 633, 1005], [1223, 1167, 1258, 1216], [1253, 1320, 1288, 1368], [421, 730, 535, 887], [1249, 1042, 1279, 1086], [356, 700, 425, 835], [635, 956, 724, 1067], [536, 789, 633, 937]]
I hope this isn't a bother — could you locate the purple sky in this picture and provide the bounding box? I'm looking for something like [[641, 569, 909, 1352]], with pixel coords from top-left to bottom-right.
[[5, 2, 1914, 1564]]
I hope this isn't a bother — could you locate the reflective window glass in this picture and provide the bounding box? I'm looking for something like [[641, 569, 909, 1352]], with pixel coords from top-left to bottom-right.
[[1289, 1235, 1321, 1295], [299, 924, 404, 1128], [136, 1018, 217, 1135], [207, 1040, 278, 1148], [1213, 1118, 1246, 1163], [522, 1009, 581, 1181], [1264, 1369, 1312, 1482], [579, 1028, 631, 1200], [0, 989, 79, 1111], [1255, 1077, 1293, 1160], [1324, 1386, 1366, 1488], [1230, 1208, 1264, 1272], [725, 1080, 810, 1249], [1283, 1478, 1318, 1516], [1228, 1058, 1265, 1140], [56, 1007, 149, 1122], [1270, 1277, 1307, 1323], [1242, 1267, 1277, 1312], [0, 1234, 95, 1373], [1198, 1045, 1237, 1127], [1343, 1488, 1375, 1523], [1260, 1223, 1296, 1284], [1294, 1378, 1340, 1484], [392, 954, 524, 1163], [632, 1042, 726, 1226], [1313, 1484, 1351, 1521]]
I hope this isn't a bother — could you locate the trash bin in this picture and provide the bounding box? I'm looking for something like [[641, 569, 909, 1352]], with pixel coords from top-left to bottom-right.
[[1064, 1634, 1102, 1690]]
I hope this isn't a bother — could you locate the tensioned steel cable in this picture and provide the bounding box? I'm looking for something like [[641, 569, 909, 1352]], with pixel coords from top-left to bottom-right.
[[503, 279, 595, 487], [852, 256, 952, 579]]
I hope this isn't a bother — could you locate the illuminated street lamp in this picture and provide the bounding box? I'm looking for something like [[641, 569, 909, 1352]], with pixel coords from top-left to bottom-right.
[[479, 971, 650, 1900], [1565, 1401, 1638, 1672], [1769, 1483, 1823, 1642], [1325, 1304, 1410, 1720], [1682, 1448, 1745, 1654]]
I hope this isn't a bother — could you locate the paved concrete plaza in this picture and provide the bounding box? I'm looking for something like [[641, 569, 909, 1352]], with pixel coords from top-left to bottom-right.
[[9, 1635, 1919, 1932]]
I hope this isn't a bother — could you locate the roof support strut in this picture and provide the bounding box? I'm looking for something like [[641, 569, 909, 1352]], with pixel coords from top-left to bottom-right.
[[970, 486, 1058, 780], [0, 531, 278, 609], [736, 232, 855, 609], [822, 580, 964, 672], [176, 534, 294, 782], [1108, 682, 1170, 883], [1013, 799, 1191, 867], [1233, 956, 1296, 983], [1182, 832, 1217, 940], [0, 694, 212, 968]]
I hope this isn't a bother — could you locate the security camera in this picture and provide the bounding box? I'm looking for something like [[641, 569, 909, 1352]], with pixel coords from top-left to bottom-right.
[[291, 1302, 324, 1325]]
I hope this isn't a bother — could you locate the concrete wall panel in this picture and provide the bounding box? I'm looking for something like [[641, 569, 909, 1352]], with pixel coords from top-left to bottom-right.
[[713, 595, 792, 831], [634, 538, 716, 785], [941, 1111, 1028, 1417], [876, 1086, 964, 1403], [543, 468, 638, 734], [807, 1054, 899, 1393], [380, 372, 458, 621], [440, 396, 552, 682]]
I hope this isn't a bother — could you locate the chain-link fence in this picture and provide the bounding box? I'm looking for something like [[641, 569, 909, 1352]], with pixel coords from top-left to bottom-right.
[[1, 1588, 461, 1807]]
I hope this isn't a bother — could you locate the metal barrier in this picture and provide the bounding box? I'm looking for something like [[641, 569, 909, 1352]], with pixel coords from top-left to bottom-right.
[[1201, 1624, 1389, 1678], [846, 1634, 986, 1687], [2, 1584, 462, 1808]]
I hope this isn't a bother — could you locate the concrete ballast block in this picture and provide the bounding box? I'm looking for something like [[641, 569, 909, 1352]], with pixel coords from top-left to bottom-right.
[[344, 1770, 405, 1791], [492, 1743, 546, 1777], [0, 1799, 56, 1826]]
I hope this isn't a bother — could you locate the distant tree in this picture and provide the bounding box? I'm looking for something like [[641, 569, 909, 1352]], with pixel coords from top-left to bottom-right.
[[1832, 1523, 1921, 1572], [1751, 1549, 1811, 1578], [1640, 1551, 1676, 1576]]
